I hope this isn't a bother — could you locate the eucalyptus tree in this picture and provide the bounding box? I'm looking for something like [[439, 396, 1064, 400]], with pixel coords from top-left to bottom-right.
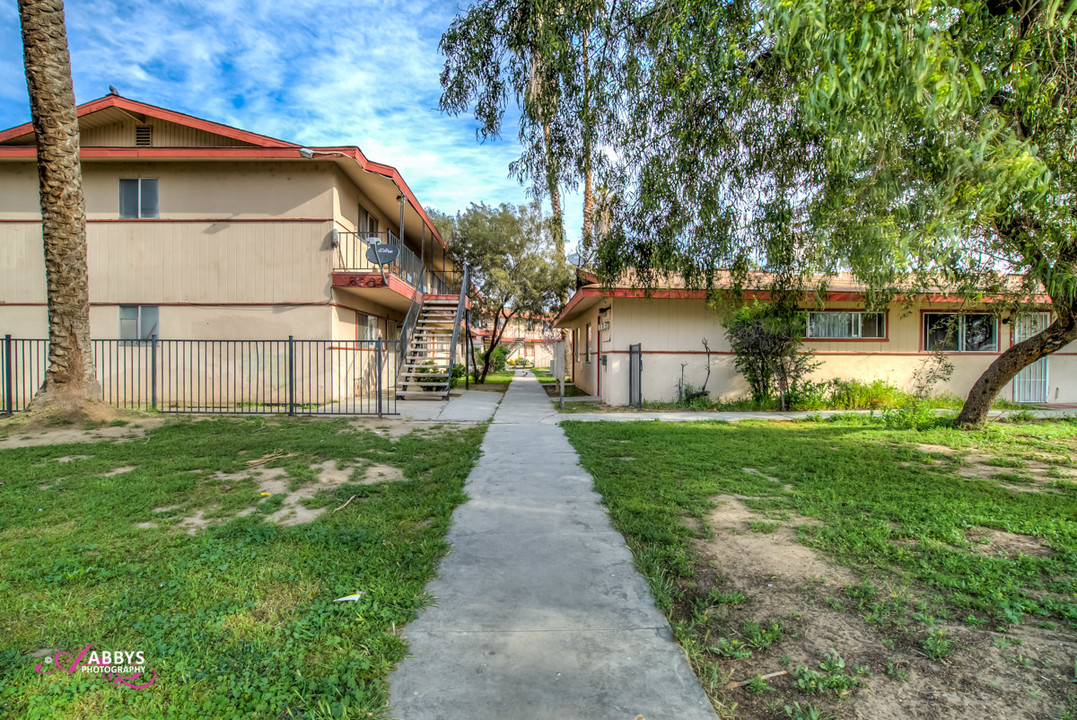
[[589, 0, 1076, 428], [439, 0, 608, 263], [18, 0, 101, 414]]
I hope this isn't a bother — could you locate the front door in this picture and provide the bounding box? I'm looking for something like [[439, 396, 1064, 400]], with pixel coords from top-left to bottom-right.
[[1013, 313, 1050, 403]]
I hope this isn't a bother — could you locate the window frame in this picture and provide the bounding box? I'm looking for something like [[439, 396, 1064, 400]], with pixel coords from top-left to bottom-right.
[[922, 311, 1000, 353], [119, 178, 159, 219], [585, 323, 592, 364], [118, 305, 159, 343], [804, 310, 888, 341]]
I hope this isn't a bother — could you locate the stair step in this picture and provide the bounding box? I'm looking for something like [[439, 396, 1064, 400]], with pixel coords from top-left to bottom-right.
[[396, 391, 447, 400]]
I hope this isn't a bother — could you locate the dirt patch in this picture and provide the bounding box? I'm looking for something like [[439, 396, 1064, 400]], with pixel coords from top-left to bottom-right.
[[349, 418, 416, 438], [176, 509, 213, 535], [704, 496, 856, 590], [967, 528, 1053, 558], [360, 464, 404, 485], [689, 496, 1075, 720], [0, 419, 164, 450], [743, 467, 782, 483], [101, 466, 136, 477], [146, 458, 407, 533], [55, 455, 92, 463]]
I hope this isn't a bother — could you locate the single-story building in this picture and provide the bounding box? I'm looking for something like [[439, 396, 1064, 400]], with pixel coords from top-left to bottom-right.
[[554, 274, 1075, 406]]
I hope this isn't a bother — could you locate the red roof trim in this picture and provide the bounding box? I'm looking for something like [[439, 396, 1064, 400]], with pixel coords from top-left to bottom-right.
[[553, 286, 1050, 325], [0, 95, 297, 147], [0, 96, 446, 248]]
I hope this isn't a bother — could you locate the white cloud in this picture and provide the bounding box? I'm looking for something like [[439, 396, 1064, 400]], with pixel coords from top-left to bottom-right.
[[0, 0, 586, 227]]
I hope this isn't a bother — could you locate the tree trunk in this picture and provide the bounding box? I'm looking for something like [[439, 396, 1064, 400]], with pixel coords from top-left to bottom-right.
[[18, 0, 99, 414], [580, 33, 595, 256], [545, 122, 566, 265], [955, 310, 1077, 428]]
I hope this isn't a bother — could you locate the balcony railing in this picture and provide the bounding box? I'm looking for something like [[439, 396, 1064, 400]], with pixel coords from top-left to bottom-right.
[[334, 230, 463, 295]]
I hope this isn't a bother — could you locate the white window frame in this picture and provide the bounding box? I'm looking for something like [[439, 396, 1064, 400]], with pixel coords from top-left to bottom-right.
[[119, 305, 159, 342], [923, 312, 999, 353], [806, 311, 886, 339], [585, 323, 592, 363], [119, 178, 159, 219]]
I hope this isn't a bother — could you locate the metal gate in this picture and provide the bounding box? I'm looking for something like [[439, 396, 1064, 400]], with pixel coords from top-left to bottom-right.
[[1013, 313, 1050, 404], [628, 343, 642, 407]]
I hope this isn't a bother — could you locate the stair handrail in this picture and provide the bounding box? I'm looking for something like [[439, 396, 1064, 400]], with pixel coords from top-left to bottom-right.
[[446, 265, 470, 393], [397, 281, 425, 375]]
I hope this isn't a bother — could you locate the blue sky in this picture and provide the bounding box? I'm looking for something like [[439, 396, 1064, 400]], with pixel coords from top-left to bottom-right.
[[0, 0, 582, 239]]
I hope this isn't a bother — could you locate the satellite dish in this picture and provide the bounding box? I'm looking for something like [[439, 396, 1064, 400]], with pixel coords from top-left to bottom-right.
[[365, 243, 399, 266], [567, 252, 581, 266]]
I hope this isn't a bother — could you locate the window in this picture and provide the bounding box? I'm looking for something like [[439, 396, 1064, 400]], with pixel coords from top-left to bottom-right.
[[119, 178, 158, 218], [806, 311, 885, 339], [923, 313, 998, 352], [356, 313, 378, 341], [359, 206, 379, 237], [119, 305, 159, 341], [585, 323, 592, 363]]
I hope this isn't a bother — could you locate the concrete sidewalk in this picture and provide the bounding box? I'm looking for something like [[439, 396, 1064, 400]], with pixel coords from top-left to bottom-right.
[[388, 375, 716, 720], [396, 388, 503, 423], [542, 408, 1077, 424]]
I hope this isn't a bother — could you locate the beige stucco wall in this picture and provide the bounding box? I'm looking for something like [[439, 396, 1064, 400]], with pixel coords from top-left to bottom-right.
[[0, 161, 336, 221], [560, 296, 1077, 406], [0, 158, 421, 345], [0, 305, 332, 340], [0, 219, 334, 305]]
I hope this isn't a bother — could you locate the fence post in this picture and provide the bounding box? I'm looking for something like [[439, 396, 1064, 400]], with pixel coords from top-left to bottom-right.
[[376, 337, 383, 416], [3, 335, 12, 415], [288, 335, 296, 416], [150, 335, 158, 411]]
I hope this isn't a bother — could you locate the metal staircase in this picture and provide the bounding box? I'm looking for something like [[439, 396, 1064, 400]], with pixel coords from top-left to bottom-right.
[[502, 338, 526, 358], [396, 267, 469, 400]]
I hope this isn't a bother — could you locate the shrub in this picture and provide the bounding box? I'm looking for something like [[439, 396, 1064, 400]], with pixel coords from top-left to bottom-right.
[[912, 349, 955, 399], [724, 301, 819, 409], [490, 344, 510, 372], [449, 363, 467, 388]]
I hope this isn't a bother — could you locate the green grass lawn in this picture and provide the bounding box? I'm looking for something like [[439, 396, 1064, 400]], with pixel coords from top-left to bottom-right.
[[0, 417, 485, 719], [563, 416, 1077, 714], [530, 367, 570, 385], [470, 370, 515, 385]]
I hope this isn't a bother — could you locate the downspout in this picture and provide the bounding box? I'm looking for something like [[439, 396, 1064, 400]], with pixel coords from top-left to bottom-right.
[[420, 223, 426, 293], [596, 319, 601, 399]]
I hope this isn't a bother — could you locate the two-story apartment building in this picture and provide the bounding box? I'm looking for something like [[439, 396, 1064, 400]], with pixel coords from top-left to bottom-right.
[[0, 94, 465, 410]]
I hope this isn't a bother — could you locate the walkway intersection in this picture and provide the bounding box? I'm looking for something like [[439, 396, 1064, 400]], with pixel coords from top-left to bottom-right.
[[388, 374, 716, 720]]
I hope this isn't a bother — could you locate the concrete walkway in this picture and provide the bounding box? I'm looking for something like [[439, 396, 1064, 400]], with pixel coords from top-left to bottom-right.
[[388, 375, 716, 720], [397, 388, 504, 423]]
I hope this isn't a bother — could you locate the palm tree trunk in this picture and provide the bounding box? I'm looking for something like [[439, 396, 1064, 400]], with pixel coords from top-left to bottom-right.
[[18, 0, 99, 411]]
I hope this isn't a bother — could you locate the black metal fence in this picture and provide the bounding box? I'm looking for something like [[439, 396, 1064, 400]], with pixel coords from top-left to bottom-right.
[[1, 335, 400, 415]]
